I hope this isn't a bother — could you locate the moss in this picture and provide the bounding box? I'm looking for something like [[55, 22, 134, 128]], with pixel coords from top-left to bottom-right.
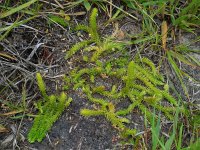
[[67, 58, 180, 139], [28, 73, 72, 143], [65, 8, 126, 62], [30, 8, 184, 144]]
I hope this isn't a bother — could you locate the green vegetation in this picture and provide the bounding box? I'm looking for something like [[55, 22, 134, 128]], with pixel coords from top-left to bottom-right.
[[0, 0, 199, 149], [0, 0, 39, 41], [66, 7, 125, 62], [28, 73, 72, 143], [122, 0, 200, 97], [74, 58, 180, 138], [64, 8, 186, 145]]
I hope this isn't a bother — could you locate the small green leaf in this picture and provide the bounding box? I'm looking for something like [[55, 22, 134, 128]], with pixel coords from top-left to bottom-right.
[[48, 15, 69, 27], [84, 0, 91, 11]]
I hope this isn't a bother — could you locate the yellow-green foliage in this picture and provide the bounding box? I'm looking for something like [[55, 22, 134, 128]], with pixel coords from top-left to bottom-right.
[[80, 103, 136, 138], [125, 61, 135, 95], [63, 7, 184, 143], [65, 40, 93, 59], [66, 55, 181, 139], [119, 60, 179, 120], [65, 8, 126, 62], [89, 8, 99, 43], [31, 8, 184, 142], [36, 73, 48, 100], [28, 73, 72, 143]]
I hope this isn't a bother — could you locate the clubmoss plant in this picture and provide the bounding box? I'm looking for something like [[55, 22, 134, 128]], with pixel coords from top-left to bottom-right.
[[66, 55, 181, 138], [80, 102, 137, 138], [122, 0, 200, 98], [28, 73, 72, 143], [65, 8, 126, 62]]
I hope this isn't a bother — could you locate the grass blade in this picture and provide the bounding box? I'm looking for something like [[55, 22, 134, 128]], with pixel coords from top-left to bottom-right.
[[177, 124, 183, 150], [167, 51, 189, 97], [168, 51, 199, 67], [0, 16, 38, 41], [151, 110, 161, 150], [0, 0, 37, 18]]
